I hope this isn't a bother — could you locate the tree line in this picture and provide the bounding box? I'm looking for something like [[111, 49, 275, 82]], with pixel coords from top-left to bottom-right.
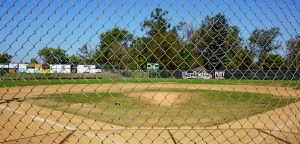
[[1, 8, 299, 71]]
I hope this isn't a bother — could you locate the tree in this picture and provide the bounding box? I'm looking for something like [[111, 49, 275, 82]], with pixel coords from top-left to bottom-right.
[[249, 28, 281, 70], [286, 35, 300, 70], [142, 8, 170, 37], [256, 53, 285, 70], [249, 28, 280, 55], [38, 47, 69, 64], [140, 8, 184, 70], [192, 13, 233, 71], [178, 43, 203, 70], [0, 53, 12, 64], [78, 43, 94, 64], [128, 37, 150, 70], [227, 47, 257, 70], [68, 55, 81, 65], [147, 31, 184, 70], [94, 28, 133, 69], [30, 58, 38, 64]]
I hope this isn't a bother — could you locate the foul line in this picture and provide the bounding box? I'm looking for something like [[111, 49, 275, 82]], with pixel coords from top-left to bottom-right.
[[167, 130, 178, 144], [0, 105, 76, 131], [256, 128, 291, 144], [0, 104, 99, 140], [0, 130, 69, 143], [58, 130, 76, 144]]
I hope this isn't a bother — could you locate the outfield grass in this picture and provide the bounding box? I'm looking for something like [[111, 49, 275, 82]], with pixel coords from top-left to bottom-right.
[[1, 78, 299, 87], [28, 90, 299, 127]]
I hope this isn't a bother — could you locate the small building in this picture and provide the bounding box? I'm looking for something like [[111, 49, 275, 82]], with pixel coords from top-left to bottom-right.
[[18, 64, 27, 73], [77, 65, 101, 73], [8, 64, 18, 74], [0, 64, 9, 75], [90, 64, 102, 73], [27, 64, 42, 73], [50, 64, 71, 73], [77, 65, 91, 73]]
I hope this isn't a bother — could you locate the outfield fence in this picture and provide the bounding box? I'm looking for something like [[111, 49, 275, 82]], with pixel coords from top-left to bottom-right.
[[0, 0, 300, 143]]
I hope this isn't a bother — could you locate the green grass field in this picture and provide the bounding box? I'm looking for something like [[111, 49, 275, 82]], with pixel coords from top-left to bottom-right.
[[1, 73, 299, 87], [28, 90, 299, 127], [1, 78, 299, 87]]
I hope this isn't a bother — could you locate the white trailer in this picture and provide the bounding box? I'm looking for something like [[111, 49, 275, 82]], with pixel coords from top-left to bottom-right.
[[77, 65, 101, 73], [89, 65, 102, 73], [0, 64, 9, 69], [77, 65, 91, 73], [9, 64, 18, 69], [50, 64, 71, 73], [18, 64, 27, 73], [26, 64, 42, 73]]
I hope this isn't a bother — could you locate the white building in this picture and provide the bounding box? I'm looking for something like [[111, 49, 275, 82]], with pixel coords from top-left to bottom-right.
[[18, 64, 27, 73], [77, 65, 101, 73], [50, 64, 71, 73]]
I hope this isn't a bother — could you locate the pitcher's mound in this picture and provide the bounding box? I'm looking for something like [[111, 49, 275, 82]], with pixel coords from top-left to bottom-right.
[[128, 92, 193, 106]]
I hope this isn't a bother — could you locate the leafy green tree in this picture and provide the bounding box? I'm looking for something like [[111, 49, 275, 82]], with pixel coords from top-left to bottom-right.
[[249, 28, 280, 55], [142, 8, 170, 37], [192, 13, 234, 70], [227, 47, 257, 70], [30, 58, 38, 64], [170, 22, 202, 70], [38, 47, 69, 64], [94, 28, 133, 69], [178, 44, 203, 70], [286, 35, 300, 70], [140, 8, 184, 70], [68, 55, 81, 65], [128, 37, 150, 70], [147, 32, 183, 70], [0, 53, 12, 64], [78, 43, 94, 64], [249, 28, 281, 70], [256, 53, 285, 70]]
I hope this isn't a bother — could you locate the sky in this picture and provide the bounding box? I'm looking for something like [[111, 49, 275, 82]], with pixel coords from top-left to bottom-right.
[[0, 0, 299, 63]]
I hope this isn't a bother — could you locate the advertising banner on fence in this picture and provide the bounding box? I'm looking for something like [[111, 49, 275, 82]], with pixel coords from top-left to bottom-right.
[[179, 70, 225, 79]]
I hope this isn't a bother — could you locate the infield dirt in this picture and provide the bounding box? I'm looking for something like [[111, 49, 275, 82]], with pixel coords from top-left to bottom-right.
[[0, 83, 299, 143]]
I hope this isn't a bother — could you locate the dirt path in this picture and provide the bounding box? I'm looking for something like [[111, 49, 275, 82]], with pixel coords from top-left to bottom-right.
[[0, 83, 299, 143]]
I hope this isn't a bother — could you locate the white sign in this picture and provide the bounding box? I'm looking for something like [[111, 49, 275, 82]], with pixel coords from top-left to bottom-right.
[[182, 71, 224, 79], [147, 63, 159, 70]]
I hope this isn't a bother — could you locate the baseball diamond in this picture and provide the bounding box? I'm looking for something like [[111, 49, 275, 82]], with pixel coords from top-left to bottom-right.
[[0, 0, 300, 144]]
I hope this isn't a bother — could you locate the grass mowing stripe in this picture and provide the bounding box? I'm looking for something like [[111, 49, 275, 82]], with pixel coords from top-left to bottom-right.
[[1, 78, 300, 87]]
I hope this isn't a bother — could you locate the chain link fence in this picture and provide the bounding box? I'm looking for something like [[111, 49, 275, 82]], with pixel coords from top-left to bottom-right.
[[0, 0, 300, 143]]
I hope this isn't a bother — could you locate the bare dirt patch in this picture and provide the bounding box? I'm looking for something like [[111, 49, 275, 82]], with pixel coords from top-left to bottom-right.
[[128, 91, 193, 106]]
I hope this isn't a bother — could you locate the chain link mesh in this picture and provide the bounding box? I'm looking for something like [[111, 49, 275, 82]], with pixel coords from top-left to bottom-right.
[[0, 0, 300, 143]]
